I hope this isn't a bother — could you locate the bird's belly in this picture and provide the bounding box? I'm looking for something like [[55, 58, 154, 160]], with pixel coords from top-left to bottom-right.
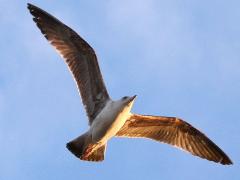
[[91, 110, 130, 144], [101, 113, 129, 142]]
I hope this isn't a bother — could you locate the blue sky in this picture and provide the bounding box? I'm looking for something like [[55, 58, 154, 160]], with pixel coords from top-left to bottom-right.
[[0, 0, 239, 179]]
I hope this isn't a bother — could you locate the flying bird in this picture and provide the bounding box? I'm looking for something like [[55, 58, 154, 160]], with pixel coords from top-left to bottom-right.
[[27, 3, 232, 165]]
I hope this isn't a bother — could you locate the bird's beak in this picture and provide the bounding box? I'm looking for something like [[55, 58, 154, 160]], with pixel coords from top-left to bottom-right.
[[124, 95, 137, 106], [129, 95, 137, 102]]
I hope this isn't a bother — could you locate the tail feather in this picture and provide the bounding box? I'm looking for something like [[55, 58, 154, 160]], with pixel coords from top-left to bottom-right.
[[66, 132, 106, 162], [66, 132, 90, 158]]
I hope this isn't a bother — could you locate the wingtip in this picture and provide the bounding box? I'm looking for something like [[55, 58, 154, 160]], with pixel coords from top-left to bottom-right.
[[27, 3, 40, 11], [218, 149, 233, 165], [210, 153, 233, 165], [27, 3, 33, 9], [27, 3, 36, 13], [220, 157, 233, 165]]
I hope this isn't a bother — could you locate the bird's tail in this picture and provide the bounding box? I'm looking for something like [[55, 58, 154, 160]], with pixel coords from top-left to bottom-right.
[[66, 132, 90, 158], [66, 132, 106, 162]]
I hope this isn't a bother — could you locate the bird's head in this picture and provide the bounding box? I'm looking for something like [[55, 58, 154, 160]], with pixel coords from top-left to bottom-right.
[[112, 95, 137, 115], [120, 95, 137, 108]]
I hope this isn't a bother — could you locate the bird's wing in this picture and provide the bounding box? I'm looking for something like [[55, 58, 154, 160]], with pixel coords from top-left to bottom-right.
[[116, 114, 232, 165], [28, 4, 110, 124]]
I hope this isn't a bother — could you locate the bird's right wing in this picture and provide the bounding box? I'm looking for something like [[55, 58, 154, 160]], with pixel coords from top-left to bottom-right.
[[28, 4, 110, 124], [116, 114, 232, 165]]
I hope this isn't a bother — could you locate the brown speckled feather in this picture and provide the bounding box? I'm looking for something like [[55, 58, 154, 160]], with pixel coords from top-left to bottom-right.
[[116, 114, 232, 165], [27, 3, 109, 124]]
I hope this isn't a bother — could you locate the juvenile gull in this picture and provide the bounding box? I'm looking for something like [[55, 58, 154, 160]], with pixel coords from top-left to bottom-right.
[[27, 3, 232, 164]]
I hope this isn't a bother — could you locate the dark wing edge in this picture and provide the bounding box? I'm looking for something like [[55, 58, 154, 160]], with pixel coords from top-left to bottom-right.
[[116, 114, 233, 165], [27, 3, 110, 123]]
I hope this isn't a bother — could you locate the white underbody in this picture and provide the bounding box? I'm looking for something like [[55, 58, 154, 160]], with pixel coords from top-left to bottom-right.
[[89, 99, 134, 146]]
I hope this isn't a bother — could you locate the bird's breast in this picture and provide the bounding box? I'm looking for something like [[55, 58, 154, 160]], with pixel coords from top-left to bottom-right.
[[90, 101, 131, 144]]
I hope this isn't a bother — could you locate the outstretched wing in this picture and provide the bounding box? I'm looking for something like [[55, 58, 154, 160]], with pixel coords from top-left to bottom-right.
[[116, 114, 232, 165], [28, 4, 110, 124]]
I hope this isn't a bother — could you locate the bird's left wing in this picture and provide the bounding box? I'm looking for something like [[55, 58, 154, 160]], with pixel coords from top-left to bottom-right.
[[27, 4, 109, 124], [116, 114, 232, 165]]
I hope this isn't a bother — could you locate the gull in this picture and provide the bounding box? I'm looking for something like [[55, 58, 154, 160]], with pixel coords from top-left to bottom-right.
[[27, 3, 232, 165]]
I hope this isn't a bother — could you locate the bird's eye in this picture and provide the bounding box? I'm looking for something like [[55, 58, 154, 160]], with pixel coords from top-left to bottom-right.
[[122, 96, 128, 100]]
